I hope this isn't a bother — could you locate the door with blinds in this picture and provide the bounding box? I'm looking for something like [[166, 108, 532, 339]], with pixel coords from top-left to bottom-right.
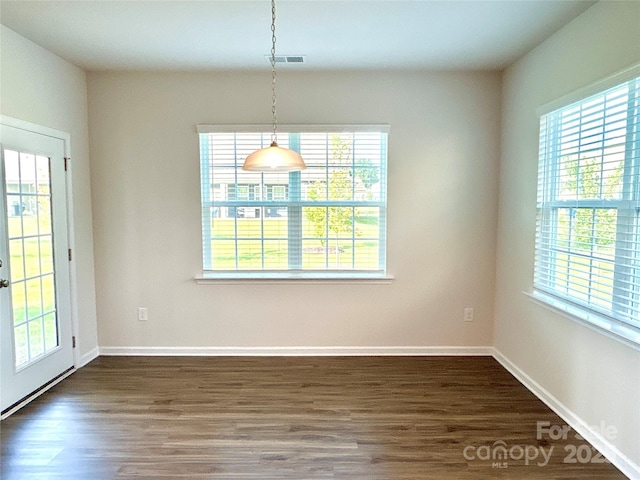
[[0, 120, 74, 413]]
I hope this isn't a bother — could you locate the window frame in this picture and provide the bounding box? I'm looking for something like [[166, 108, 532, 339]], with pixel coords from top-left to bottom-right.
[[197, 124, 393, 283], [532, 65, 640, 347]]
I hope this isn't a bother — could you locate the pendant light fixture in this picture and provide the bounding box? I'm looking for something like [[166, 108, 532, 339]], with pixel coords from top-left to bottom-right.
[[242, 0, 306, 172]]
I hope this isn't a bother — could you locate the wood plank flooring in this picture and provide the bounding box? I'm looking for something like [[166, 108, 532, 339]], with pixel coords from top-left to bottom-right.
[[0, 356, 627, 479]]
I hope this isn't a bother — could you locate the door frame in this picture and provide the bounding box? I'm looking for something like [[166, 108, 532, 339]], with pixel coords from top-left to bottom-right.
[[0, 115, 80, 405]]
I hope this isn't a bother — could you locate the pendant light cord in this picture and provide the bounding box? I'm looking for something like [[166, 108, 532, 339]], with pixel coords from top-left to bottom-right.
[[270, 0, 278, 145], [242, 0, 305, 172]]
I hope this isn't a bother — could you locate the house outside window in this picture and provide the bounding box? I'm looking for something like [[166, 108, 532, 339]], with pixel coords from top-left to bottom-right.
[[198, 125, 389, 278]]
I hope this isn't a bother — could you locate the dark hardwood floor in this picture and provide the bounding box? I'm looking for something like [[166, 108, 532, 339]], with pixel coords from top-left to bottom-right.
[[0, 356, 627, 479]]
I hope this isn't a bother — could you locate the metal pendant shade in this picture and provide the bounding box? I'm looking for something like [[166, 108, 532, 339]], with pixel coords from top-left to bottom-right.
[[242, 0, 306, 172]]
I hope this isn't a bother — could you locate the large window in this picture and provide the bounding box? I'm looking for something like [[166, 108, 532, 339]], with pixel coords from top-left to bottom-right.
[[198, 126, 388, 278], [534, 74, 640, 343]]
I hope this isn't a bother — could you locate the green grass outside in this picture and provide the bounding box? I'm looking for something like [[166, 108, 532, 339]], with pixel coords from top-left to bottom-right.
[[7, 215, 58, 366], [210, 216, 381, 270], [549, 247, 615, 311]]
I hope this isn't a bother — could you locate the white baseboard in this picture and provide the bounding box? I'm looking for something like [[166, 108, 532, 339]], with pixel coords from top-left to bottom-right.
[[76, 347, 99, 368], [98, 345, 494, 357], [493, 348, 639, 480]]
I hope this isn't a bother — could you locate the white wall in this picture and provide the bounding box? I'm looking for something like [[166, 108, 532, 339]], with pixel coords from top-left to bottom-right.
[[495, 1, 640, 473], [0, 26, 98, 363], [87, 70, 500, 351]]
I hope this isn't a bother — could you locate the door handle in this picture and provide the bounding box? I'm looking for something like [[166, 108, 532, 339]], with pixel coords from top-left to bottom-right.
[[0, 279, 9, 288]]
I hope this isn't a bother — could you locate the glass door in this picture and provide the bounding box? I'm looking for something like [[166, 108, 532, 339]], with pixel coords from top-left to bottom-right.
[[0, 122, 73, 413]]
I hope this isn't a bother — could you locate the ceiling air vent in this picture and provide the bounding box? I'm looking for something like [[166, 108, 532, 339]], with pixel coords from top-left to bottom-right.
[[265, 55, 306, 64]]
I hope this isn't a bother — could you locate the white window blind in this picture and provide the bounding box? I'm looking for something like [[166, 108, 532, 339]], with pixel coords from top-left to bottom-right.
[[534, 75, 640, 341], [198, 127, 388, 277]]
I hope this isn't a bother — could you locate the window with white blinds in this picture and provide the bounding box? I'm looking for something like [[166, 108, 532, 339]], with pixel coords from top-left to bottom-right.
[[534, 75, 640, 343], [198, 126, 388, 277]]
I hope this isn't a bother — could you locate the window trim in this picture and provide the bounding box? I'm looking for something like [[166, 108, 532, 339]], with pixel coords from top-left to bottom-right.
[[197, 125, 391, 281], [196, 124, 391, 135], [524, 290, 640, 351], [531, 63, 640, 346], [194, 272, 395, 284]]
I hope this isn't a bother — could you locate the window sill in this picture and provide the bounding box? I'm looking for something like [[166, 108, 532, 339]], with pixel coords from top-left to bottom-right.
[[195, 272, 395, 285], [524, 290, 640, 350]]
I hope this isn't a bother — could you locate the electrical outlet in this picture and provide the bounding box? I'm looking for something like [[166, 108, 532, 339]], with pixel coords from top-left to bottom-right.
[[138, 307, 148, 322], [464, 307, 474, 322]]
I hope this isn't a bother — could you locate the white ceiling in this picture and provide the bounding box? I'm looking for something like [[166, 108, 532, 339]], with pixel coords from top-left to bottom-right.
[[0, 0, 596, 71]]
